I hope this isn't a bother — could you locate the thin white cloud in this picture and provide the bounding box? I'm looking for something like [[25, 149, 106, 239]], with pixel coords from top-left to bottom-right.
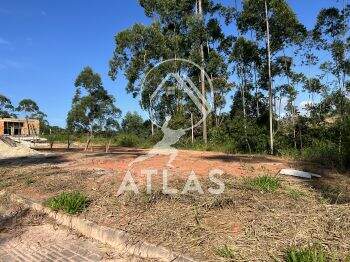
[[0, 37, 10, 45]]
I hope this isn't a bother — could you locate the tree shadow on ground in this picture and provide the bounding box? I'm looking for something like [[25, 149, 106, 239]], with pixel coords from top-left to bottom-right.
[[0, 154, 67, 168], [292, 161, 350, 204], [199, 154, 282, 164], [82, 147, 146, 158], [36, 147, 146, 158]]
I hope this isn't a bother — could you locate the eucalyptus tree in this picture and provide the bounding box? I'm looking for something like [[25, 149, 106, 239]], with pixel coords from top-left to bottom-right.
[[277, 71, 304, 149], [229, 36, 261, 152], [0, 94, 15, 118], [237, 0, 307, 154], [17, 99, 40, 118], [17, 99, 47, 135], [121, 111, 145, 136], [299, 32, 322, 104], [67, 67, 121, 151], [313, 4, 350, 165], [109, 0, 231, 143]]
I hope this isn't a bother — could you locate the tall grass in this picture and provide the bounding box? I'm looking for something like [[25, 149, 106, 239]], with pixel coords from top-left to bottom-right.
[[247, 175, 281, 193], [45, 191, 89, 214], [285, 245, 327, 262]]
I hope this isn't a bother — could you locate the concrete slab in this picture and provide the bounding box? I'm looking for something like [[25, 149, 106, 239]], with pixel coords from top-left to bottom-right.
[[279, 168, 321, 179]]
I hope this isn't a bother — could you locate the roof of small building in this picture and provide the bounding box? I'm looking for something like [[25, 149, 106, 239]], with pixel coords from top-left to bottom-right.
[[0, 118, 39, 122]]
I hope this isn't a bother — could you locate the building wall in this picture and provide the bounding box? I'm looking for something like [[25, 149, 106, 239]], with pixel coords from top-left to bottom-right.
[[0, 121, 4, 135], [0, 118, 40, 136], [23, 119, 40, 135]]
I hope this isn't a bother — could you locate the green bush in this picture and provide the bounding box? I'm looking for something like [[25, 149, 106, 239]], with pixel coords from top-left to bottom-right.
[[301, 140, 340, 165], [221, 117, 268, 153], [222, 140, 237, 154], [247, 175, 280, 193], [45, 192, 89, 214], [44, 132, 72, 144], [285, 245, 327, 262], [278, 148, 301, 159], [116, 133, 140, 147]]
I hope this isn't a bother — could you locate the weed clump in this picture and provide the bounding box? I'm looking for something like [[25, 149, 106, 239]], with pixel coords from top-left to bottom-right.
[[286, 188, 305, 199], [247, 175, 280, 193], [45, 191, 89, 214], [285, 245, 327, 262], [215, 244, 235, 260]]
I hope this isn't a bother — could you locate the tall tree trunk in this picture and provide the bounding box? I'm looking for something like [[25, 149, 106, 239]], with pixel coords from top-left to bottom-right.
[[25, 117, 30, 136], [105, 137, 112, 153], [191, 113, 194, 144], [265, 0, 274, 154], [254, 62, 260, 118], [149, 96, 154, 136], [198, 0, 207, 144], [84, 127, 93, 151], [292, 105, 297, 149], [211, 75, 218, 127], [241, 73, 251, 154], [339, 71, 346, 167], [67, 133, 71, 149], [299, 126, 303, 150]]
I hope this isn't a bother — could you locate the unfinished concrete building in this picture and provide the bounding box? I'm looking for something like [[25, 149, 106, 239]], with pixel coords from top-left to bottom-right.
[[0, 118, 40, 136]]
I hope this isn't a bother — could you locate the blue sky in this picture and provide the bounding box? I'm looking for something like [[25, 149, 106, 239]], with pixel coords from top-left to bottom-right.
[[0, 0, 344, 127]]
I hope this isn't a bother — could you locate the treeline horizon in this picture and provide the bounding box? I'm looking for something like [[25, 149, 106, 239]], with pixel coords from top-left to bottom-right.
[[1, 0, 349, 168]]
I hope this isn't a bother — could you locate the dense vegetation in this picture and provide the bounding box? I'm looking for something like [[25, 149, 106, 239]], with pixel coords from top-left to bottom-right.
[[1, 0, 349, 168]]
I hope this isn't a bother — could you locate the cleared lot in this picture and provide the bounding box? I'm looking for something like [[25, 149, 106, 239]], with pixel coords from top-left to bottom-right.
[[0, 147, 349, 261]]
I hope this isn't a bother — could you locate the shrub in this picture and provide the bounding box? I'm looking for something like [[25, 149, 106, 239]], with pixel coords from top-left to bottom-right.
[[44, 132, 72, 144], [224, 117, 268, 154], [247, 175, 280, 193], [148, 130, 163, 145], [222, 140, 237, 154], [285, 245, 327, 262], [45, 192, 89, 214], [301, 140, 340, 165], [278, 148, 301, 159], [116, 133, 140, 147]]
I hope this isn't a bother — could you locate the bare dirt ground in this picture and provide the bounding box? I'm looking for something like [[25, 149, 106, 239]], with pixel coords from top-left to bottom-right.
[[0, 146, 349, 261]]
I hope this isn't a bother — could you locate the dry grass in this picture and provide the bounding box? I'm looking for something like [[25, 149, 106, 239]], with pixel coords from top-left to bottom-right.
[[88, 176, 350, 261], [1, 155, 350, 261]]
